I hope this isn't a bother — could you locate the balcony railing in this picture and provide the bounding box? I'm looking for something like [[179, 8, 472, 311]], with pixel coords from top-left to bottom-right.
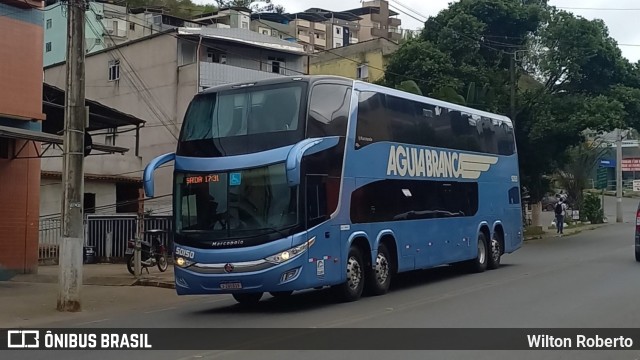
[[199, 62, 292, 89]]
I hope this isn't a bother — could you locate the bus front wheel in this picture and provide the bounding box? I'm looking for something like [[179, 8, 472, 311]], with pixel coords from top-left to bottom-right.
[[232, 292, 263, 305], [333, 246, 365, 302]]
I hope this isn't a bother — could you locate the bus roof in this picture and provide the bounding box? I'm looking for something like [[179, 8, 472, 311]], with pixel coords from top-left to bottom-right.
[[198, 75, 512, 125]]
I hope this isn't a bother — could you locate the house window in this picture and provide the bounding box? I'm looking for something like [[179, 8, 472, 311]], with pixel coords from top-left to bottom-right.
[[179, 40, 197, 65], [45, 42, 52, 52], [242, 21, 248, 29], [84, 193, 96, 214], [108, 59, 120, 81], [357, 64, 369, 80], [336, 27, 341, 35], [262, 29, 269, 35], [206, 49, 227, 64], [95, 38, 101, 45], [105, 128, 117, 146], [129, 22, 135, 31], [46, 19, 52, 29], [268, 56, 285, 74]]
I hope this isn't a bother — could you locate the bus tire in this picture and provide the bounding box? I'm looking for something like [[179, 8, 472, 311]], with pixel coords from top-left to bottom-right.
[[333, 245, 365, 302], [232, 292, 263, 305], [366, 243, 392, 296], [487, 233, 502, 270], [635, 248, 640, 262], [467, 232, 489, 273]]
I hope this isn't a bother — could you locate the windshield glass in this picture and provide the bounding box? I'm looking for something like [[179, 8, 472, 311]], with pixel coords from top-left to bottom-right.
[[175, 163, 299, 240], [180, 83, 304, 141]]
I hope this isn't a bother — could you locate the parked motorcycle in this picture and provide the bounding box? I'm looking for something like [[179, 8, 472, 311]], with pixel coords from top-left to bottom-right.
[[126, 229, 169, 275]]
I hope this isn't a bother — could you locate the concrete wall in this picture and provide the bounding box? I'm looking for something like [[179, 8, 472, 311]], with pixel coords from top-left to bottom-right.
[[309, 38, 398, 82], [40, 179, 116, 217], [45, 34, 180, 211]]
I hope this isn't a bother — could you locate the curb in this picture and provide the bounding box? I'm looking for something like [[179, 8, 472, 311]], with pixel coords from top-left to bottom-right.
[[524, 224, 607, 241], [134, 278, 175, 289]]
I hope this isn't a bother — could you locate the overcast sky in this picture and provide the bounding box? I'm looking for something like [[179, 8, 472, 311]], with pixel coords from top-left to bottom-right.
[[200, 0, 640, 62]]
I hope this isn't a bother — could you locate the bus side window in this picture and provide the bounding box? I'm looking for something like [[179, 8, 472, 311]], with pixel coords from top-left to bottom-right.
[[306, 175, 329, 228], [307, 84, 351, 138]]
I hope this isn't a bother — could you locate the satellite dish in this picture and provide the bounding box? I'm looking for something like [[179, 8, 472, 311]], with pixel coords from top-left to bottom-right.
[[84, 131, 93, 157]]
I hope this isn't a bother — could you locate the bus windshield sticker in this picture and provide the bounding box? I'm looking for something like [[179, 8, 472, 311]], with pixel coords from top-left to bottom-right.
[[229, 172, 242, 186]]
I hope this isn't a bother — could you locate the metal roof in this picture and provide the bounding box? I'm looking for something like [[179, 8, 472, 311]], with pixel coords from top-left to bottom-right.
[[43, 83, 145, 131], [177, 27, 305, 55], [0, 125, 129, 154]]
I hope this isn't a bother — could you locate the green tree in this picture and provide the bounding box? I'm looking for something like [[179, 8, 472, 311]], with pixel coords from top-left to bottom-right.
[[379, 0, 640, 226], [555, 140, 608, 210]]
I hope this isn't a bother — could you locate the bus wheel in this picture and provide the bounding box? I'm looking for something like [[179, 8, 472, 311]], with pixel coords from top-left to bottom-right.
[[366, 243, 392, 296], [487, 233, 502, 270], [232, 292, 263, 305], [333, 246, 365, 302], [467, 233, 488, 273]]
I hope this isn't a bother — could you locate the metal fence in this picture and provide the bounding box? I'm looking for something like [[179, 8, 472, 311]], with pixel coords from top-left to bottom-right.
[[38, 214, 173, 263]]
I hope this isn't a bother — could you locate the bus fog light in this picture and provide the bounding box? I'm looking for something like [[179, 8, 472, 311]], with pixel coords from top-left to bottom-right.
[[281, 268, 299, 282]]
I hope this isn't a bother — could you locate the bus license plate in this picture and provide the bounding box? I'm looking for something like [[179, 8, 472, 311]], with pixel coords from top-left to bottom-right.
[[220, 282, 242, 290]]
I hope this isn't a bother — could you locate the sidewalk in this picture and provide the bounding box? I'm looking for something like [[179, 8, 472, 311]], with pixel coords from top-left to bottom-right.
[[524, 223, 608, 241], [12, 263, 175, 287], [0, 264, 180, 328]]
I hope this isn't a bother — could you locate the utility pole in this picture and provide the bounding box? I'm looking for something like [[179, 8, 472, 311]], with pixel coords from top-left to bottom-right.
[[510, 52, 516, 122], [616, 128, 623, 223], [58, 0, 86, 312]]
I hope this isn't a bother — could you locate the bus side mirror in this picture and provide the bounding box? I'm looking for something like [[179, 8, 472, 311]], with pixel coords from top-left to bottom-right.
[[143, 152, 176, 197], [285, 137, 340, 187]]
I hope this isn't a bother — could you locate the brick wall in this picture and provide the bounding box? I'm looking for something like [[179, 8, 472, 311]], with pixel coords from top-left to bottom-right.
[[0, 1, 45, 273], [0, 140, 41, 273], [0, 3, 45, 121]]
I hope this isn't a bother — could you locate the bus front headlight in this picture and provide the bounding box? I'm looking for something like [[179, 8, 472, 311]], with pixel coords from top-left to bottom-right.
[[265, 237, 316, 264], [175, 257, 195, 268]]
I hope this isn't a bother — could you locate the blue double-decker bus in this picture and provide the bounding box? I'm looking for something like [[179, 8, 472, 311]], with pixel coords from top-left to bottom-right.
[[143, 75, 523, 304]]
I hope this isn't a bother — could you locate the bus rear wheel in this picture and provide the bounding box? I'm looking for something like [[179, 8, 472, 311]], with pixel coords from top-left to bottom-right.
[[232, 292, 263, 305], [365, 243, 393, 296], [487, 233, 502, 270], [332, 245, 365, 302], [466, 232, 489, 273]]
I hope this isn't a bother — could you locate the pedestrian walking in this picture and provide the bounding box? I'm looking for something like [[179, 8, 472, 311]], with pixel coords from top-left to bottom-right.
[[554, 196, 568, 236]]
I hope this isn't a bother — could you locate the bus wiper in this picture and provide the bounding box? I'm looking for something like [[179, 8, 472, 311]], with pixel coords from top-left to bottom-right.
[[261, 225, 296, 239]]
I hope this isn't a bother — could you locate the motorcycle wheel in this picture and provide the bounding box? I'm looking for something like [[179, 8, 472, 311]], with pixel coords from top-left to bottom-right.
[[157, 254, 168, 272], [126, 255, 135, 275]]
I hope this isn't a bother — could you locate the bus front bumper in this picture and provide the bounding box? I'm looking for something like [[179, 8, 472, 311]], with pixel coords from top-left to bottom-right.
[[173, 250, 314, 295]]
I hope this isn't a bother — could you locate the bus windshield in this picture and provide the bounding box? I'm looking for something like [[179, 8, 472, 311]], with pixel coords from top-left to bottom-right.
[[175, 163, 299, 241], [178, 82, 306, 156]]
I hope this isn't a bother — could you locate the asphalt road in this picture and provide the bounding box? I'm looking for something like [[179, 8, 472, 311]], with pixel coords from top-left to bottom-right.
[[4, 197, 640, 360]]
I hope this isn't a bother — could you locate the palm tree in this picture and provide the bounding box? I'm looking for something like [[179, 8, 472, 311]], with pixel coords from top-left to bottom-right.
[[555, 139, 607, 210]]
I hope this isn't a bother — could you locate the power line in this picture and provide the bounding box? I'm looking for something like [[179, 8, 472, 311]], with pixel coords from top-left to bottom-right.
[[86, 9, 181, 140]]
